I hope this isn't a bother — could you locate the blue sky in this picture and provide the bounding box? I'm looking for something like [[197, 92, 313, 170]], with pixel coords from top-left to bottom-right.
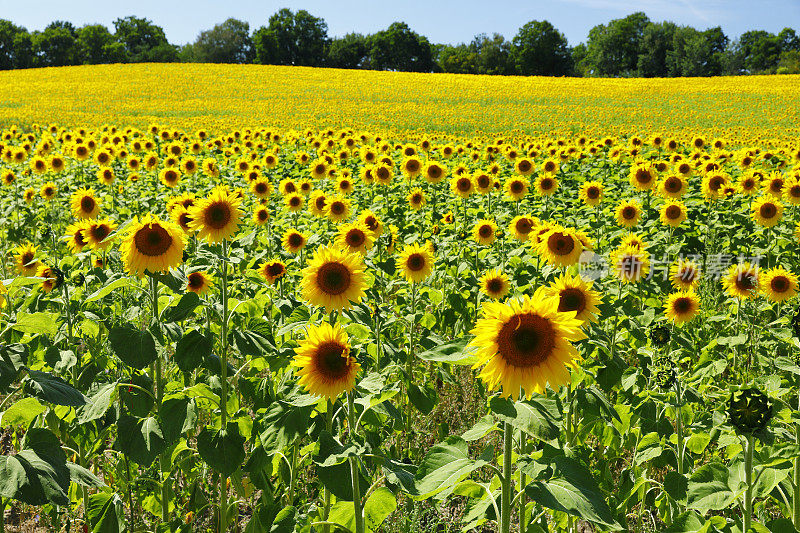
[[2, 0, 798, 45]]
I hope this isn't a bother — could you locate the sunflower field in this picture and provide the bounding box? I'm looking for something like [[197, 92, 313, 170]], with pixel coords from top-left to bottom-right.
[[2, 65, 800, 533]]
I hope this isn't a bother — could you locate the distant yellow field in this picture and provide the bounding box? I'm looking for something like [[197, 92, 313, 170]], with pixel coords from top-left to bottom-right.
[[1, 63, 798, 141]]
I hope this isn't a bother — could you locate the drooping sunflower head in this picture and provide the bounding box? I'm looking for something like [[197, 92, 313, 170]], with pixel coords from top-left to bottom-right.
[[71, 188, 101, 219], [301, 246, 366, 312], [186, 271, 213, 295], [292, 323, 360, 400], [358, 209, 383, 237], [479, 268, 510, 300], [398, 242, 435, 283], [610, 245, 651, 283], [469, 289, 586, 400], [670, 258, 701, 290], [188, 187, 244, 243], [283, 229, 308, 254], [545, 273, 602, 324], [473, 219, 498, 246], [259, 259, 287, 285], [579, 181, 604, 206], [751, 196, 783, 228], [722, 263, 760, 299], [659, 200, 687, 227], [120, 214, 186, 277], [615, 199, 642, 228], [760, 266, 798, 303], [14, 243, 40, 276], [84, 218, 118, 251], [665, 290, 701, 325], [536, 226, 582, 268]]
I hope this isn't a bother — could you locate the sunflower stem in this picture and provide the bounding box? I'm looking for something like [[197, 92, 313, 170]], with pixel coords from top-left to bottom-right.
[[219, 239, 230, 533], [609, 279, 624, 361], [347, 391, 364, 533], [500, 421, 513, 533], [150, 276, 171, 525], [744, 433, 755, 532], [322, 400, 334, 533], [405, 282, 417, 456]]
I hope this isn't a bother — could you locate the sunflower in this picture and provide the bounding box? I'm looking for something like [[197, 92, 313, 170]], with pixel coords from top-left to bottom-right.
[[252, 205, 270, 226], [186, 271, 213, 295], [398, 242, 435, 283], [423, 161, 446, 183], [401, 156, 422, 180], [71, 188, 101, 219], [39, 182, 57, 201], [441, 212, 455, 225], [451, 175, 474, 198], [764, 172, 785, 197], [541, 159, 559, 174], [536, 226, 582, 267], [783, 177, 800, 206], [545, 273, 602, 324], [534, 175, 558, 196], [469, 289, 585, 400], [629, 162, 657, 190], [615, 199, 642, 228], [159, 168, 181, 188], [515, 157, 535, 176], [310, 159, 328, 180], [472, 172, 492, 194], [479, 269, 510, 300], [84, 218, 118, 251], [670, 258, 701, 290], [335, 222, 375, 254], [659, 200, 687, 227], [665, 290, 701, 325], [170, 205, 194, 233], [259, 259, 287, 285], [505, 176, 529, 201], [702, 172, 729, 200], [473, 219, 497, 245], [354, 210, 381, 239], [610, 245, 650, 283], [188, 187, 244, 242], [309, 191, 328, 217], [120, 215, 186, 277], [373, 163, 393, 185], [509, 215, 537, 242], [722, 263, 759, 299], [23, 188, 36, 204], [292, 323, 360, 399], [37, 265, 59, 293], [579, 181, 603, 206], [407, 188, 426, 210], [65, 221, 91, 253], [283, 229, 308, 253], [250, 178, 273, 199], [751, 196, 783, 228], [301, 246, 366, 312], [760, 267, 798, 303], [658, 175, 688, 199], [14, 243, 40, 275], [97, 167, 115, 185], [327, 196, 351, 223]]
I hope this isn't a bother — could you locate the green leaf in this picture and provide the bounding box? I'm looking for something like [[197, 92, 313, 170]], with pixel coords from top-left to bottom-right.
[[687, 462, 735, 514], [13, 311, 60, 337], [85, 278, 131, 303], [270, 505, 297, 533], [162, 292, 201, 322], [416, 338, 476, 365], [1, 397, 45, 427], [197, 422, 246, 477], [364, 487, 396, 531], [87, 492, 126, 533], [0, 343, 28, 392], [663, 471, 688, 505], [524, 455, 620, 529], [25, 370, 87, 407], [258, 401, 313, 454], [461, 415, 498, 442], [109, 326, 158, 369], [115, 415, 166, 466], [0, 428, 70, 505], [685, 432, 712, 455], [160, 396, 197, 444], [174, 330, 212, 373], [664, 511, 705, 533], [328, 500, 356, 532], [78, 382, 118, 424], [232, 328, 275, 358], [313, 431, 365, 467], [68, 462, 107, 488], [408, 383, 437, 415], [414, 436, 487, 499], [488, 396, 559, 441]]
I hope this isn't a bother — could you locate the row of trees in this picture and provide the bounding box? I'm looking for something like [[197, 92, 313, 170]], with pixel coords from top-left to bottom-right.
[[1, 10, 798, 76]]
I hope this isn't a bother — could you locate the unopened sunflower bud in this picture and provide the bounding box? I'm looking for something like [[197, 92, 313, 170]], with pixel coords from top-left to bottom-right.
[[728, 388, 773, 434]]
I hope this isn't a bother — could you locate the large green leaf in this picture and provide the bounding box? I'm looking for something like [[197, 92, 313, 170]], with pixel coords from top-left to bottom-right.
[[0, 428, 70, 505], [87, 492, 126, 533], [162, 292, 201, 322], [13, 311, 60, 337], [25, 370, 87, 406], [85, 278, 131, 303], [258, 401, 313, 454], [364, 487, 396, 531], [1, 397, 45, 427], [313, 431, 365, 467], [174, 329, 212, 372], [108, 326, 158, 369], [0, 343, 28, 392], [115, 415, 166, 466], [197, 422, 246, 477], [414, 436, 487, 499], [687, 462, 736, 514], [489, 396, 559, 441], [524, 455, 620, 529], [78, 382, 118, 424], [416, 338, 476, 365], [160, 395, 197, 444]]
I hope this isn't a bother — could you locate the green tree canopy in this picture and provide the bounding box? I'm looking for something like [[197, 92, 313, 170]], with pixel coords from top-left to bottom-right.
[[512, 20, 573, 76], [253, 8, 328, 66], [192, 18, 253, 64]]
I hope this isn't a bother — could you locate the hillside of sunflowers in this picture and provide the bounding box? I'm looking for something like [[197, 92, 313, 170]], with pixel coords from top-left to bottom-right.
[[2, 63, 800, 533]]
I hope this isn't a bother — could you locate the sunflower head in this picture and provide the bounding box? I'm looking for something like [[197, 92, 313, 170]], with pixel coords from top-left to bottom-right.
[[610, 245, 650, 283], [283, 229, 308, 253], [665, 290, 700, 325], [580, 181, 603, 206], [473, 219, 498, 246], [722, 263, 759, 299], [14, 243, 40, 276], [292, 323, 360, 399], [301, 246, 366, 312], [509, 215, 537, 242], [188, 187, 244, 243], [335, 222, 375, 254], [120, 215, 186, 277], [728, 388, 773, 435], [479, 269, 510, 300], [545, 273, 602, 323], [259, 259, 287, 285], [187, 271, 213, 295], [536, 226, 582, 268], [398, 242, 435, 283], [71, 188, 101, 219], [760, 266, 798, 303], [615, 200, 642, 228]]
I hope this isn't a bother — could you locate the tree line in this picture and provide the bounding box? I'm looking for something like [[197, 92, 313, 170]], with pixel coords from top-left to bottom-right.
[[1, 10, 798, 76]]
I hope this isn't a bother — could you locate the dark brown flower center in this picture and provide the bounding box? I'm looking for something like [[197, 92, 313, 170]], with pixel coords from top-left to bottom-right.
[[558, 288, 586, 314], [497, 314, 554, 367], [134, 224, 173, 257], [317, 262, 351, 295], [406, 253, 425, 271], [548, 232, 574, 255]]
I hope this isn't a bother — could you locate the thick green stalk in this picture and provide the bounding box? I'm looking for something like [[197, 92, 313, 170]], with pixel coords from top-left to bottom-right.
[[518, 432, 527, 533], [347, 392, 364, 533], [219, 240, 230, 533], [150, 277, 170, 525], [404, 282, 417, 455], [322, 400, 334, 533], [500, 422, 513, 533], [744, 433, 755, 532]]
